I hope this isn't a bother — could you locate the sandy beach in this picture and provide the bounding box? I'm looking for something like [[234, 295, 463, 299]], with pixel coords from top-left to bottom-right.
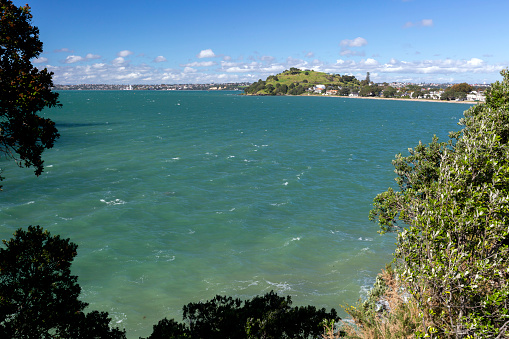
[[324, 95, 478, 104]]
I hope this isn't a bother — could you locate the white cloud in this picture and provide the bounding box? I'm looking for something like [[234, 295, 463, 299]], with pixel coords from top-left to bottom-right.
[[467, 58, 484, 66], [55, 48, 72, 53], [197, 49, 216, 58], [421, 19, 433, 27], [112, 57, 126, 66], [64, 55, 85, 64], [153, 56, 167, 63], [183, 67, 197, 73], [85, 53, 101, 60], [181, 61, 217, 67], [305, 52, 315, 58], [260, 55, 275, 62], [362, 58, 379, 66], [33, 57, 48, 64], [118, 50, 134, 57], [340, 49, 366, 57], [63, 53, 101, 64], [404, 19, 433, 28], [340, 37, 368, 47]]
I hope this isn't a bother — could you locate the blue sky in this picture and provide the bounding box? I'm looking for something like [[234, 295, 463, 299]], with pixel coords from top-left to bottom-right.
[[17, 0, 509, 84]]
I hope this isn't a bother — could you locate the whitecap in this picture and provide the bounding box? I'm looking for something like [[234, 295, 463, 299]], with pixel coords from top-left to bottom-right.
[[57, 215, 73, 221], [284, 237, 301, 246], [265, 280, 292, 292], [100, 198, 126, 205]]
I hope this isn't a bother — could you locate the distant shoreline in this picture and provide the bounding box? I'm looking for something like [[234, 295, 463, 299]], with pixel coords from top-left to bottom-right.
[[245, 93, 479, 104], [339, 95, 477, 104]]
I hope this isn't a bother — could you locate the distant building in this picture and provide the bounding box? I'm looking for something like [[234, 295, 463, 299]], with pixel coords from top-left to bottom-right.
[[466, 91, 486, 102]]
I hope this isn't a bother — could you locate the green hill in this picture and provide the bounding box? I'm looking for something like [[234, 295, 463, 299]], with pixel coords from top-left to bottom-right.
[[243, 68, 361, 95]]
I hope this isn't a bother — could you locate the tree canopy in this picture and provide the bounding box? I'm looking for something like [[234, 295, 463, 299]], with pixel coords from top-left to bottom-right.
[[0, 0, 60, 188], [0, 226, 126, 338], [143, 291, 340, 339], [369, 69, 509, 337]]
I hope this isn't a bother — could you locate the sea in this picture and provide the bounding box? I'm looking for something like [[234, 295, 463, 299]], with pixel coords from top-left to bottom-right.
[[0, 91, 472, 338]]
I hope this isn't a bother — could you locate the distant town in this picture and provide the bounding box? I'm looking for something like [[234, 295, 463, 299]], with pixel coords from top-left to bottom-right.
[[52, 83, 251, 91]]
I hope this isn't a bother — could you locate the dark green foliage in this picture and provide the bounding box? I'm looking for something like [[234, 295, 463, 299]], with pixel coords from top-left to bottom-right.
[[288, 67, 301, 75], [60, 311, 127, 339], [383, 86, 397, 98], [0, 226, 125, 338], [359, 84, 382, 97], [370, 69, 509, 337], [147, 318, 191, 339], [0, 1, 60, 188], [143, 291, 339, 339], [440, 83, 473, 100], [243, 79, 267, 94]]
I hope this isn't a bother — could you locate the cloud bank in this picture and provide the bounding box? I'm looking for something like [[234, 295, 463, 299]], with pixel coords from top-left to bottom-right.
[[44, 46, 505, 85]]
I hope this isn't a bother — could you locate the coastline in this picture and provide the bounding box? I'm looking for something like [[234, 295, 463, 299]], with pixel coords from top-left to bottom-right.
[[339, 95, 477, 104], [244, 93, 479, 104]]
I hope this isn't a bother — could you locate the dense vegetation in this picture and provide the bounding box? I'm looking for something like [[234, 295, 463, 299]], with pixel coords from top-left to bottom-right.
[[352, 69, 509, 338]]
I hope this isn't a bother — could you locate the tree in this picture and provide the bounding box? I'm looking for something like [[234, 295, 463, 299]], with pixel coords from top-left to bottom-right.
[[143, 291, 340, 339], [383, 86, 397, 98], [0, 226, 126, 338], [450, 82, 473, 94], [0, 1, 60, 188], [369, 69, 509, 337], [360, 72, 371, 86], [440, 83, 473, 101]]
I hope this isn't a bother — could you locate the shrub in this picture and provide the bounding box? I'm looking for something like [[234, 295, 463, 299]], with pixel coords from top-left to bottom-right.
[[369, 69, 509, 337]]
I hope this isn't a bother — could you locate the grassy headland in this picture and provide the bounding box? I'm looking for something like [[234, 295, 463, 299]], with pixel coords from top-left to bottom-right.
[[243, 67, 486, 103]]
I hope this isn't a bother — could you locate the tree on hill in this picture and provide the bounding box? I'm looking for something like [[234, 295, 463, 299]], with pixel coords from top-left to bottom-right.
[[369, 69, 509, 337], [0, 0, 60, 189], [0, 226, 126, 338]]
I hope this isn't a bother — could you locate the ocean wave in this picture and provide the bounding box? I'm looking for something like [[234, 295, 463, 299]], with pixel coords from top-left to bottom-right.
[[100, 198, 126, 205], [265, 280, 292, 293]]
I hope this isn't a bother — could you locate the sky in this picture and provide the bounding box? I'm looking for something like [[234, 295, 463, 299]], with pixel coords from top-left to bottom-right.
[[16, 0, 509, 85]]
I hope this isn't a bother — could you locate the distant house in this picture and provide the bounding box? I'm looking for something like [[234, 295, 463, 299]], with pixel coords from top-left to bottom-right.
[[349, 92, 359, 97], [466, 91, 486, 102], [428, 90, 443, 100], [312, 85, 326, 94], [325, 89, 338, 95]]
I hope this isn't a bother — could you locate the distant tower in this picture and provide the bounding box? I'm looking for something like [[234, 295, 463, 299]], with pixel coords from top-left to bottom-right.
[[366, 72, 370, 84]]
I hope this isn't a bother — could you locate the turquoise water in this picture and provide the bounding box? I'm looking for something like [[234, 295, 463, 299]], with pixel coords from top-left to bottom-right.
[[0, 91, 471, 337]]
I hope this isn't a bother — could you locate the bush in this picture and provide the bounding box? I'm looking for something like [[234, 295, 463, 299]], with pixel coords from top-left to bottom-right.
[[369, 69, 509, 337]]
